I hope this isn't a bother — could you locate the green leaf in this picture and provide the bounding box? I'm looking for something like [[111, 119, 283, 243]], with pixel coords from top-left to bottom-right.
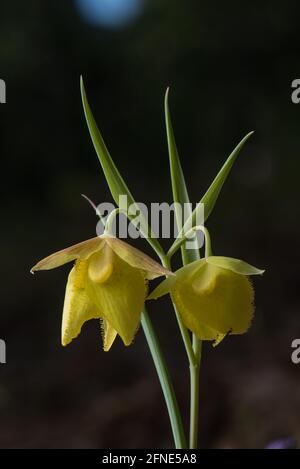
[[165, 88, 191, 216], [165, 89, 201, 364], [171, 131, 254, 252], [200, 131, 254, 221], [80, 77, 163, 257], [165, 88, 199, 263], [81, 76, 134, 207]]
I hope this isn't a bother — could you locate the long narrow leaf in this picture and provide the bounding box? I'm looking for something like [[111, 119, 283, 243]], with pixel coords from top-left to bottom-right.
[[169, 131, 254, 255], [81, 77, 163, 256], [81, 77, 135, 206], [165, 88, 199, 263], [165, 89, 191, 213], [201, 131, 254, 220]]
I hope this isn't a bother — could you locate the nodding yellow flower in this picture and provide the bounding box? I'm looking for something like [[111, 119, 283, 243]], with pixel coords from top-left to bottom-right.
[[31, 235, 172, 351], [148, 256, 264, 345]]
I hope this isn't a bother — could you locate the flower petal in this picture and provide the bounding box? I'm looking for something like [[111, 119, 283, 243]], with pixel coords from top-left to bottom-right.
[[148, 259, 207, 300], [147, 276, 177, 300], [173, 258, 207, 280], [86, 248, 146, 346], [103, 235, 173, 280], [173, 262, 254, 336], [31, 237, 104, 272], [88, 243, 114, 283], [100, 318, 118, 352], [206, 256, 265, 276], [61, 260, 101, 346], [212, 333, 228, 347]]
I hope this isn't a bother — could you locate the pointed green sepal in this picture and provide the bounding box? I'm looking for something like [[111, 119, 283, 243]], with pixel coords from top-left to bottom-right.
[[147, 276, 177, 300], [206, 256, 265, 276]]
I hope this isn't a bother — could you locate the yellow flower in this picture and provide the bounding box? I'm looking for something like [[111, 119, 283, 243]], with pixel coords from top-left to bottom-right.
[[31, 235, 172, 351], [148, 256, 264, 345]]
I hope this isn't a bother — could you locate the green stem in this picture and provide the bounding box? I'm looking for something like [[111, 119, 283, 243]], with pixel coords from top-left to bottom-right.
[[189, 336, 202, 448], [161, 255, 196, 367], [103, 207, 166, 260], [167, 225, 212, 259], [188, 227, 211, 448], [172, 303, 197, 367], [162, 250, 202, 447], [103, 207, 124, 235], [141, 309, 187, 449], [167, 226, 213, 448]]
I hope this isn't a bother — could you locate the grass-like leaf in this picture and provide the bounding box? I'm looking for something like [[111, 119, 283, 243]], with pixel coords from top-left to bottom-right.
[[165, 88, 199, 263], [80, 77, 163, 257], [169, 131, 254, 255], [200, 131, 254, 221]]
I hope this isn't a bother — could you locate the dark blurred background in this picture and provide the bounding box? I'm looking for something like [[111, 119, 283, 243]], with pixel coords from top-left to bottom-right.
[[0, 0, 300, 448]]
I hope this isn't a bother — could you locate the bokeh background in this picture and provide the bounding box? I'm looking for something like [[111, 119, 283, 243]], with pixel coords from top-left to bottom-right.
[[1, 0, 300, 448]]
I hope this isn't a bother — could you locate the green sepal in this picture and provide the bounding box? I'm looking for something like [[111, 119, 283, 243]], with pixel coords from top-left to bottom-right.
[[206, 256, 265, 276]]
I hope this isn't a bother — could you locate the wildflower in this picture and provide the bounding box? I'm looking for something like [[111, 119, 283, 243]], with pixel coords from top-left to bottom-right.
[[31, 235, 172, 350], [148, 256, 264, 344]]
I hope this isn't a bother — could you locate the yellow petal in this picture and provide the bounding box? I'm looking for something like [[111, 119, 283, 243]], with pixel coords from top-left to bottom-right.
[[172, 259, 207, 281], [172, 262, 254, 337], [88, 243, 114, 283], [185, 317, 223, 342], [206, 256, 265, 276], [86, 247, 146, 346], [31, 237, 104, 272], [147, 276, 177, 300], [103, 235, 173, 280], [147, 260, 206, 300], [61, 260, 101, 346], [212, 332, 228, 347], [100, 319, 118, 351]]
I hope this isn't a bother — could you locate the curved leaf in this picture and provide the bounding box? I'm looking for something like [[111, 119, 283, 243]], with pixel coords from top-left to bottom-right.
[[165, 89, 199, 263], [170, 131, 254, 253], [80, 77, 163, 256]]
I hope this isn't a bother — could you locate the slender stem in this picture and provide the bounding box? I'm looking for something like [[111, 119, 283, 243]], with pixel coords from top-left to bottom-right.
[[172, 303, 197, 367], [104, 207, 124, 235], [168, 226, 212, 448], [104, 207, 166, 260], [188, 228, 212, 447], [81, 193, 106, 228], [189, 336, 202, 448], [161, 255, 196, 367], [141, 309, 187, 449], [167, 225, 212, 259]]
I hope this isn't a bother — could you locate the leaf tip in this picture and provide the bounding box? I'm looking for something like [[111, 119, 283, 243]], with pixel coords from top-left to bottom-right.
[[164, 87, 170, 106], [245, 130, 255, 139], [80, 75, 87, 102]]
